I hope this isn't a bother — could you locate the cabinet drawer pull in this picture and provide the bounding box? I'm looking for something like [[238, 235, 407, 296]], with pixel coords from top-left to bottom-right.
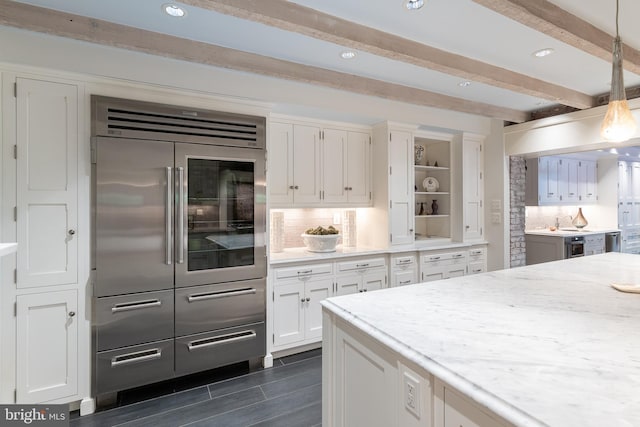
[[399, 280, 411, 285], [297, 269, 313, 275], [187, 330, 257, 352], [111, 299, 162, 313], [187, 288, 256, 302], [111, 348, 161, 367], [430, 256, 441, 260], [398, 259, 412, 265], [453, 254, 463, 258], [356, 263, 370, 268], [471, 250, 482, 255]]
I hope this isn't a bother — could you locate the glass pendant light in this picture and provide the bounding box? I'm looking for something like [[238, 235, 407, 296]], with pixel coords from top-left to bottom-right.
[[600, 0, 636, 142]]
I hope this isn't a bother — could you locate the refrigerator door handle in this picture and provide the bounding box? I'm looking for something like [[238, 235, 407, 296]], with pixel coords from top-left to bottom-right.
[[177, 166, 185, 264], [166, 167, 173, 265]]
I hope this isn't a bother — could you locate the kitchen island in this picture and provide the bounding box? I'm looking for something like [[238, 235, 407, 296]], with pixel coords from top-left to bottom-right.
[[321, 252, 640, 427]]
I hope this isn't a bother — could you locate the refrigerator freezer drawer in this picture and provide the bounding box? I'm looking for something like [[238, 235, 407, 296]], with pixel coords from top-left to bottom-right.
[[95, 339, 174, 394], [175, 322, 265, 376], [95, 290, 174, 351], [175, 279, 265, 337]]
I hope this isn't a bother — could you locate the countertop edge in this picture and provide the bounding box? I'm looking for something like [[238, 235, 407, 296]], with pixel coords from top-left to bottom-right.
[[321, 299, 546, 427], [0, 243, 17, 257], [269, 241, 488, 265]]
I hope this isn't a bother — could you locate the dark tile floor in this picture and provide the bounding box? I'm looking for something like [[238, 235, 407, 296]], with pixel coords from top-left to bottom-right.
[[71, 349, 322, 427]]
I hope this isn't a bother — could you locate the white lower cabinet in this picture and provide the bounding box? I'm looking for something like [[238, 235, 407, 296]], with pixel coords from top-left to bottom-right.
[[584, 234, 605, 256], [336, 258, 387, 296], [439, 383, 510, 427], [16, 289, 78, 403], [467, 246, 487, 275], [390, 253, 419, 287], [272, 256, 387, 352], [420, 250, 468, 282]]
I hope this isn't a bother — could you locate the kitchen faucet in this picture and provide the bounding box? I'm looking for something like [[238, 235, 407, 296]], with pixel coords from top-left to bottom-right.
[[555, 215, 573, 228]]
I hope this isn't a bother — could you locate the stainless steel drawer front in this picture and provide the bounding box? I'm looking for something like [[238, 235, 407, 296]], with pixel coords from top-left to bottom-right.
[[95, 339, 174, 395], [95, 290, 174, 351], [175, 322, 265, 376], [175, 279, 265, 337]]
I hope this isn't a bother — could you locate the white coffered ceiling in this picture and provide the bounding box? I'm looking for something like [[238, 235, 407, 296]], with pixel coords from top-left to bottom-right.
[[2, 0, 640, 124]]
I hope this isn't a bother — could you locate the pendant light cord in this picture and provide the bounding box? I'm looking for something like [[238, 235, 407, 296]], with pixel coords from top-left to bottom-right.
[[616, 0, 619, 37]]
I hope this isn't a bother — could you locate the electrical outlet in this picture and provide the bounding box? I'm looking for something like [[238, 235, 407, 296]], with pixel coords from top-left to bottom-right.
[[403, 372, 420, 417], [491, 199, 501, 211]]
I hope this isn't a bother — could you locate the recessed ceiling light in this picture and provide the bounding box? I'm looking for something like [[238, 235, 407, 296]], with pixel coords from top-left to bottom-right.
[[163, 4, 186, 18], [533, 48, 554, 58], [340, 51, 356, 60], [458, 81, 471, 87], [405, 0, 425, 11]]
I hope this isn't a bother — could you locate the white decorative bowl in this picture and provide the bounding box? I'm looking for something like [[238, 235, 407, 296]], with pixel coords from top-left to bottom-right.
[[301, 233, 341, 253]]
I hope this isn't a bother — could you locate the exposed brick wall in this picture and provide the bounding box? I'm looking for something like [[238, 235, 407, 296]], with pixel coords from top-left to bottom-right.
[[509, 156, 526, 267]]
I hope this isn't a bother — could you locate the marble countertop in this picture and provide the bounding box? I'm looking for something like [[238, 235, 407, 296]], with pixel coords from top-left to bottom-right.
[[269, 240, 486, 265], [525, 228, 620, 237], [322, 253, 640, 427], [0, 243, 17, 257]]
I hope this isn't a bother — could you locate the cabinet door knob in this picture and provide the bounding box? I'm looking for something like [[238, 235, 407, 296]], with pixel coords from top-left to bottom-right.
[[345, 187, 349, 191], [68, 229, 76, 235], [68, 311, 76, 317], [301, 298, 305, 303], [289, 185, 295, 190], [305, 297, 310, 302]]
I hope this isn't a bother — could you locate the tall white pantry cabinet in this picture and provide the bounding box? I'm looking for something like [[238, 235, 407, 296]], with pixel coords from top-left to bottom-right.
[[1, 73, 91, 411]]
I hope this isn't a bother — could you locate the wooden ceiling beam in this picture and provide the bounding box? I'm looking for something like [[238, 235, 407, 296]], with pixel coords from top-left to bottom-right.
[[471, 0, 640, 75], [0, 0, 528, 123], [181, 0, 594, 109]]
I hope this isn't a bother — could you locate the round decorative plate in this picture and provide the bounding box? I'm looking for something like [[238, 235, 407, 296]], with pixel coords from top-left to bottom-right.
[[422, 177, 439, 192]]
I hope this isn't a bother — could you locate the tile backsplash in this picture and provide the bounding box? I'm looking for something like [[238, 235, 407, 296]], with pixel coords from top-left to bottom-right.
[[270, 208, 349, 249], [525, 205, 594, 230]]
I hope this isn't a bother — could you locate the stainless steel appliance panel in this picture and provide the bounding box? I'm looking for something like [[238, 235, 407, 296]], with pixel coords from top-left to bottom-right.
[[606, 232, 621, 252], [95, 290, 174, 351], [175, 322, 265, 376], [174, 143, 266, 287], [564, 236, 585, 258], [95, 339, 174, 394], [95, 137, 174, 297], [175, 279, 265, 337]]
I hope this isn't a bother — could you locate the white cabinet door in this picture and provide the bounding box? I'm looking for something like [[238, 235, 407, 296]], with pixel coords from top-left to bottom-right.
[[304, 279, 332, 340], [564, 159, 580, 204], [389, 130, 414, 245], [16, 290, 78, 403], [346, 131, 370, 204], [322, 128, 348, 203], [538, 157, 562, 204], [273, 283, 305, 347], [393, 269, 416, 287], [292, 124, 321, 204], [463, 136, 484, 240], [334, 328, 397, 427], [269, 122, 294, 205], [16, 78, 78, 288], [579, 160, 598, 203], [363, 270, 386, 292], [336, 274, 362, 296]]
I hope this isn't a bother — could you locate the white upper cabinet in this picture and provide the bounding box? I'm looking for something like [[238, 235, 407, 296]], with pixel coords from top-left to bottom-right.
[[526, 156, 598, 206], [462, 134, 484, 241], [16, 77, 78, 288], [269, 121, 321, 205], [269, 118, 371, 207], [389, 130, 414, 245]]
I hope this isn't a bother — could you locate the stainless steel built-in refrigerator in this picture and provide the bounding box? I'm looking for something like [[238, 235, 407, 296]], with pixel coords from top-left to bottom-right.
[[92, 96, 266, 397]]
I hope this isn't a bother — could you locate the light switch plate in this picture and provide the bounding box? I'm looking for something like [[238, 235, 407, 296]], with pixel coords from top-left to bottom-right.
[[491, 212, 501, 224], [491, 199, 501, 211]]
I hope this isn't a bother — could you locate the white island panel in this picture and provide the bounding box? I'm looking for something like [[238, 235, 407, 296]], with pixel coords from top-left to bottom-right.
[[322, 253, 640, 427]]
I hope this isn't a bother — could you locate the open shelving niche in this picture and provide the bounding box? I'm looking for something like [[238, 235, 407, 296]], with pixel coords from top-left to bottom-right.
[[413, 135, 452, 243]]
